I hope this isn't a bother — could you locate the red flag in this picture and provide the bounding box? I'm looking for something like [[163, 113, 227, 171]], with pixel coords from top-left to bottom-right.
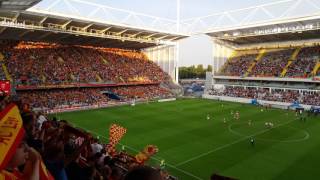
[[135, 145, 158, 164], [0, 103, 25, 171], [108, 124, 127, 153]]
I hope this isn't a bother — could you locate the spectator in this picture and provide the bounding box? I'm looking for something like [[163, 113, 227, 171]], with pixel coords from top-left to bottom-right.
[[91, 139, 103, 156], [221, 53, 256, 76], [3, 141, 42, 180], [250, 49, 294, 77], [286, 47, 319, 78], [209, 86, 320, 106], [2, 41, 170, 85], [37, 112, 47, 130]]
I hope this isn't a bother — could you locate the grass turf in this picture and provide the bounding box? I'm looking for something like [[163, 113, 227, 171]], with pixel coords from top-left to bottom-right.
[[55, 98, 320, 180]]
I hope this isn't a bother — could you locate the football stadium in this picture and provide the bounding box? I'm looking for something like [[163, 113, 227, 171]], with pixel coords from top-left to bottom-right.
[[0, 0, 320, 180]]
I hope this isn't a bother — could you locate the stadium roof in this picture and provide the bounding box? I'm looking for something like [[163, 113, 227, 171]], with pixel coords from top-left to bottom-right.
[[3, 0, 320, 48], [0, 0, 41, 10], [0, 10, 187, 49], [206, 15, 320, 45]]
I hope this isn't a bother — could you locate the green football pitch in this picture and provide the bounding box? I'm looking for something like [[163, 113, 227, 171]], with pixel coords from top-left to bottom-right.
[[55, 98, 320, 180]]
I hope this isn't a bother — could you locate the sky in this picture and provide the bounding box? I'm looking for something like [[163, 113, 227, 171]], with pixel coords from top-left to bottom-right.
[[33, 0, 311, 66]]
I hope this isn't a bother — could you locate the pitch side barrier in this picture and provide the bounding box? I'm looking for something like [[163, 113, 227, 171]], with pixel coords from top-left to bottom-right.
[[35, 101, 138, 114], [202, 94, 314, 110], [35, 102, 125, 114], [158, 98, 176, 102], [37, 98, 176, 114]]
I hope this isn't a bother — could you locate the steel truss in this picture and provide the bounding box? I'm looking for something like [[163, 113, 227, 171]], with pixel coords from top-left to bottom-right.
[[28, 0, 179, 34], [181, 0, 320, 34]]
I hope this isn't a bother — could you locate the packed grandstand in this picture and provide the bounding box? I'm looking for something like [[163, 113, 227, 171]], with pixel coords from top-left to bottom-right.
[[208, 46, 320, 106], [1, 0, 320, 180], [0, 41, 175, 111], [0, 39, 178, 180], [219, 47, 320, 78], [207, 45, 320, 107], [0, 1, 181, 178]]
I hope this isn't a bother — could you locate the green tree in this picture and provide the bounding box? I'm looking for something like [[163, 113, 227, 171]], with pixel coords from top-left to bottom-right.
[[207, 65, 212, 72], [179, 64, 210, 79]]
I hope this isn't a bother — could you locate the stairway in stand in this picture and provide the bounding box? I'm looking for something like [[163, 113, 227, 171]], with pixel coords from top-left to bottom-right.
[[0, 52, 12, 81], [311, 61, 320, 76], [244, 49, 266, 77], [280, 47, 301, 77]]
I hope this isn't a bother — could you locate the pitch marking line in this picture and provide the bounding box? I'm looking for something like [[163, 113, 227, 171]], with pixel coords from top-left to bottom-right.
[[118, 142, 204, 180], [175, 119, 295, 167], [73, 125, 204, 180], [228, 122, 310, 143]]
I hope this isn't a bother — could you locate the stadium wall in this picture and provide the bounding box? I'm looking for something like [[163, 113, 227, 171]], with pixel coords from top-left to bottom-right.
[[202, 94, 314, 110], [204, 39, 235, 90], [143, 45, 178, 82], [212, 40, 234, 75], [205, 72, 213, 93], [235, 38, 320, 50]]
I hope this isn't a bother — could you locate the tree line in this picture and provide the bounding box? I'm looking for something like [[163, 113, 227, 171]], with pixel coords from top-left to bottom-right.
[[179, 64, 212, 79]]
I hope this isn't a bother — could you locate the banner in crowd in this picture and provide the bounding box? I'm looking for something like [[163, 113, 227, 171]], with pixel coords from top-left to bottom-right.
[[135, 145, 159, 164], [0, 103, 25, 170], [313, 77, 320, 81], [251, 99, 259, 105], [0, 80, 10, 96], [39, 160, 54, 180], [0, 104, 54, 180], [289, 101, 302, 109], [108, 124, 127, 154]]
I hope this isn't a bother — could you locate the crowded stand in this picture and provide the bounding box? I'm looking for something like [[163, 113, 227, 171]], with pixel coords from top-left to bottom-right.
[[17, 85, 174, 110], [1, 41, 169, 85], [208, 86, 320, 106], [111, 85, 173, 101], [0, 53, 6, 80], [220, 46, 320, 78], [0, 36, 178, 180], [220, 54, 256, 76], [0, 40, 177, 112], [0, 66, 5, 80], [250, 49, 294, 77], [18, 88, 110, 109], [286, 47, 319, 78], [0, 96, 176, 180], [0, 39, 176, 180]]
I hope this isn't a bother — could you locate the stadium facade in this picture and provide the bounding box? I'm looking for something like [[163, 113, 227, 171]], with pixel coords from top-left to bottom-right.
[[1, 1, 320, 180], [204, 14, 320, 109], [0, 0, 187, 83], [1, 0, 320, 108]]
